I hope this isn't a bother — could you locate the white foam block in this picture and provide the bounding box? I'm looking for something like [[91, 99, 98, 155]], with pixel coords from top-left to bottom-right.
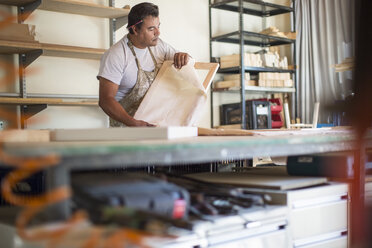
[[50, 126, 198, 141]]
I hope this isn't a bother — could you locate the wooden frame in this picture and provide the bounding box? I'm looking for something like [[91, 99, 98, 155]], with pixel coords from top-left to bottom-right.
[[152, 61, 219, 90], [134, 61, 219, 126], [194, 62, 220, 90], [284, 102, 319, 129]]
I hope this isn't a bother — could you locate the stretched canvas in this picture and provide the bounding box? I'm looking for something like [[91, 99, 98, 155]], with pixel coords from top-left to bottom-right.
[[134, 59, 219, 126]]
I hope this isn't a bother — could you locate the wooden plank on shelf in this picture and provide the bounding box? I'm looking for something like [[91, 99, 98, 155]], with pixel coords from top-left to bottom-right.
[[333, 57, 355, 72], [0, 0, 36, 6], [0, 97, 98, 106], [0, 39, 105, 59], [214, 79, 257, 89], [41, 43, 105, 60], [0, 23, 37, 43], [0, 39, 41, 54], [39, 0, 130, 18]]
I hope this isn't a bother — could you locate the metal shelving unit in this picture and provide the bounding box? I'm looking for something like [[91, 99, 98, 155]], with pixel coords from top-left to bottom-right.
[[218, 66, 295, 73], [0, 0, 129, 128], [211, 30, 295, 46], [211, 0, 293, 16], [209, 0, 297, 129], [213, 85, 296, 93]]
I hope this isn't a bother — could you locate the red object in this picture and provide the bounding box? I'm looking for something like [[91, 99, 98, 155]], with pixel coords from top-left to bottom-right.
[[173, 199, 187, 219], [256, 98, 284, 128]]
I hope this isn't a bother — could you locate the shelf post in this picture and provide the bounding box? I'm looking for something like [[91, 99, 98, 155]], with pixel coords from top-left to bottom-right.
[[209, 0, 214, 128], [351, 140, 367, 246], [291, 0, 298, 120], [239, 0, 246, 129], [109, 0, 116, 46]]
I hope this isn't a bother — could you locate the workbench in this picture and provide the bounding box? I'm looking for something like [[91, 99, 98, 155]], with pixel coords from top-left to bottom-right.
[[1, 128, 371, 246]]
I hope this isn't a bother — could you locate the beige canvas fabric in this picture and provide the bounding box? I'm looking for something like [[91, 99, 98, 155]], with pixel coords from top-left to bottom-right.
[[134, 59, 209, 126]]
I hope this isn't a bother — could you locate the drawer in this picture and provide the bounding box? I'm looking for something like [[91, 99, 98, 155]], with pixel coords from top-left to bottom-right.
[[291, 200, 347, 240], [296, 235, 347, 248], [209, 229, 290, 248]]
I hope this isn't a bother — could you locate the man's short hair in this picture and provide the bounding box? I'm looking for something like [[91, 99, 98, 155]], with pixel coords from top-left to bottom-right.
[[127, 2, 159, 34]]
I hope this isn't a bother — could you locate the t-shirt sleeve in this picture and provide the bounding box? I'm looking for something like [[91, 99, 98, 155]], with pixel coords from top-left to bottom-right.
[[97, 45, 124, 85], [160, 39, 179, 61]]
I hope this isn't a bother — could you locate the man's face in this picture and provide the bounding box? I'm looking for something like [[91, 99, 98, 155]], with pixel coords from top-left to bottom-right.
[[134, 15, 160, 48]]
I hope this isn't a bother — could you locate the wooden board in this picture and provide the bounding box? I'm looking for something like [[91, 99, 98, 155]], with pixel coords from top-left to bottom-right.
[[41, 43, 105, 60], [214, 79, 257, 89], [0, 0, 36, 6], [0, 130, 50, 142], [198, 127, 254, 136], [186, 172, 327, 190], [0, 39, 41, 54], [0, 23, 36, 42], [0, 97, 98, 106], [39, 0, 130, 18], [0, 39, 105, 60], [50, 126, 198, 141]]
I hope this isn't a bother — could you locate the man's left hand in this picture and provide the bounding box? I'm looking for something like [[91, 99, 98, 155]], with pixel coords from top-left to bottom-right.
[[174, 52, 190, 69]]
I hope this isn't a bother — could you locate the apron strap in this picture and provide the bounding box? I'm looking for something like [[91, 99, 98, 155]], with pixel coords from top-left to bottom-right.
[[127, 38, 157, 70]]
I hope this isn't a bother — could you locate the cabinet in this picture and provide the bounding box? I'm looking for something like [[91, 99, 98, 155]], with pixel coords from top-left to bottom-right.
[[0, 0, 129, 128], [209, 0, 296, 129]]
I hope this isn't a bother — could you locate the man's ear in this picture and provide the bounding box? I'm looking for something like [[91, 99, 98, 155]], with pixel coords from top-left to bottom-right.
[[132, 26, 139, 35]]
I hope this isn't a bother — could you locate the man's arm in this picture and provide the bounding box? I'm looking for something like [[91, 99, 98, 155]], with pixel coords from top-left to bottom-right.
[[98, 77, 154, 127]]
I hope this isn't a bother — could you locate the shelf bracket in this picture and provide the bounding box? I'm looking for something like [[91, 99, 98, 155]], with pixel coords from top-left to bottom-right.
[[24, 49, 43, 68], [22, 104, 47, 120], [20, 104, 47, 129], [18, 0, 42, 23], [115, 16, 129, 31]]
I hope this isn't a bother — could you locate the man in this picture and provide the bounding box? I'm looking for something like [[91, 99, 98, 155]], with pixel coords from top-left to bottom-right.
[[97, 2, 190, 127]]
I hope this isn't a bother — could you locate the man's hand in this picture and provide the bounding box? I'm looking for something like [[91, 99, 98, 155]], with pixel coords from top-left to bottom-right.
[[174, 52, 190, 69], [129, 119, 156, 127]]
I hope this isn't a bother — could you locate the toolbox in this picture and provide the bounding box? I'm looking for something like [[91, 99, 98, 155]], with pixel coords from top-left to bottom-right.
[[71, 172, 190, 220], [220, 100, 272, 129]]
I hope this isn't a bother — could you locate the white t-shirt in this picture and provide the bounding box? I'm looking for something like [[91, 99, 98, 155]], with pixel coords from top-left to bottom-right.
[[98, 35, 177, 101]]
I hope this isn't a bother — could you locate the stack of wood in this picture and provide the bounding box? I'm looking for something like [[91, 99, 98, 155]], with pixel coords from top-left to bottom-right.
[[260, 26, 296, 40], [260, 26, 287, 38], [220, 52, 288, 69], [333, 57, 354, 72], [261, 52, 288, 69], [284, 32, 297, 40], [0, 23, 38, 43], [220, 53, 262, 68], [258, 72, 293, 87], [214, 73, 257, 89]]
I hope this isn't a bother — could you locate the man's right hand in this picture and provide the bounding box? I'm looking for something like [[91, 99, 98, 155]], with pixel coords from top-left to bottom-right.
[[130, 119, 155, 127]]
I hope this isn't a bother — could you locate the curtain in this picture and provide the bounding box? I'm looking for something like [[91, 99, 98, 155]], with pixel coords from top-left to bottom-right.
[[295, 0, 355, 123]]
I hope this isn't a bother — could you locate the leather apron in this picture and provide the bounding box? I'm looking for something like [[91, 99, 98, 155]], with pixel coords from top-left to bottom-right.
[[110, 40, 160, 127]]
